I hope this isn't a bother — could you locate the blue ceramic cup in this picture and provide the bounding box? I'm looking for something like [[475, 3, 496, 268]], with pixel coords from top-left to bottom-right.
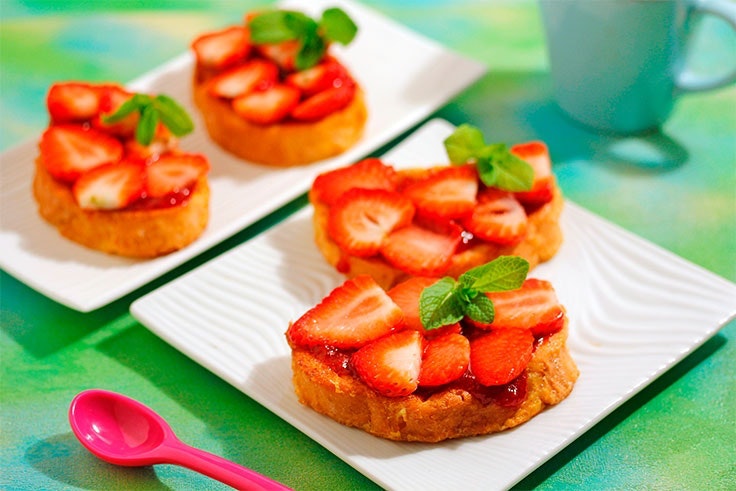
[[540, 0, 736, 134]]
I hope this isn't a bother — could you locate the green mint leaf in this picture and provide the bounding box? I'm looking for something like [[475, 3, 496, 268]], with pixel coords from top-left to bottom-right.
[[320, 7, 358, 45], [444, 124, 486, 164], [248, 10, 303, 43], [464, 293, 495, 324], [153, 94, 194, 136], [295, 23, 326, 70], [419, 277, 466, 330], [136, 105, 159, 146], [459, 256, 530, 292], [477, 143, 534, 191], [103, 94, 150, 123]]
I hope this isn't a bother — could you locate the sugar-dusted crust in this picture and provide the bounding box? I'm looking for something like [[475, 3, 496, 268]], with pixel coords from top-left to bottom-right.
[[310, 176, 564, 289], [291, 323, 578, 442], [33, 159, 209, 258], [192, 67, 368, 166]]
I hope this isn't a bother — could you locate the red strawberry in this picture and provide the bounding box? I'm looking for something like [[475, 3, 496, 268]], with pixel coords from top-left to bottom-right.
[[403, 165, 478, 220], [470, 328, 534, 386], [419, 332, 470, 387], [511, 141, 555, 205], [145, 154, 210, 198], [473, 278, 565, 337], [231, 84, 300, 125], [327, 188, 415, 257], [39, 125, 124, 183], [310, 158, 398, 206], [351, 329, 423, 397], [387, 276, 462, 336], [72, 161, 145, 210], [256, 40, 300, 70], [208, 59, 279, 99], [285, 58, 351, 96], [291, 83, 356, 121], [462, 189, 528, 244], [287, 275, 404, 349], [46, 82, 101, 123], [191, 26, 251, 69], [124, 124, 177, 164], [93, 85, 138, 138], [380, 222, 462, 277]]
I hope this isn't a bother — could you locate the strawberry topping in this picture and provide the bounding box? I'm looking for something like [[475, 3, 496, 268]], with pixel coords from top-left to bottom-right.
[[231, 84, 300, 125], [73, 161, 145, 210], [191, 26, 251, 69], [351, 329, 423, 397], [462, 189, 528, 244], [419, 332, 470, 387], [46, 82, 101, 124], [381, 222, 463, 277], [470, 328, 534, 386], [285, 58, 351, 96], [39, 125, 124, 183], [403, 165, 478, 220], [387, 276, 462, 337], [93, 85, 138, 138], [145, 154, 210, 199], [511, 141, 555, 205], [291, 83, 356, 122], [311, 158, 398, 206], [208, 59, 279, 99]]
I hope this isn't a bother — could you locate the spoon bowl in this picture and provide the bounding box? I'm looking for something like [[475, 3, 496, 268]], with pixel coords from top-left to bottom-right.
[[69, 389, 290, 490]]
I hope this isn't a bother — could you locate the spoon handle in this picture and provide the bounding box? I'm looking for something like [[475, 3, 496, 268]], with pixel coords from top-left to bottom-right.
[[164, 439, 291, 491]]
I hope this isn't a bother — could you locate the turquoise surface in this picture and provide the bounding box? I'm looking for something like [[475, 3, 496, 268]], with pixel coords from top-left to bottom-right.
[[2, 1, 735, 489]]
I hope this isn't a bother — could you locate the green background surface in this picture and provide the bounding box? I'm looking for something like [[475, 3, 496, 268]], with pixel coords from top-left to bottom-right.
[[2, 1, 735, 489]]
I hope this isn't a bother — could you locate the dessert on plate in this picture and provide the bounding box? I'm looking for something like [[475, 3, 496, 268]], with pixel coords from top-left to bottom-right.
[[309, 124, 564, 289], [34, 81, 210, 258], [191, 7, 367, 166], [286, 256, 579, 442]]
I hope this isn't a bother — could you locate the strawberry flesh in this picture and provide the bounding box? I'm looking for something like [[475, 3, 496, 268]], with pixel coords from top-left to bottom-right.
[[93, 85, 138, 138], [352, 329, 423, 397], [40, 125, 124, 183], [311, 158, 398, 206], [387, 276, 462, 337], [419, 332, 470, 387], [232, 84, 300, 125], [403, 165, 478, 220], [73, 161, 145, 210], [291, 83, 356, 121], [208, 59, 278, 99], [470, 328, 534, 386], [462, 189, 528, 244], [145, 154, 210, 199], [285, 58, 351, 96], [511, 141, 555, 205], [46, 82, 100, 124], [191, 26, 251, 69], [380, 222, 463, 277]]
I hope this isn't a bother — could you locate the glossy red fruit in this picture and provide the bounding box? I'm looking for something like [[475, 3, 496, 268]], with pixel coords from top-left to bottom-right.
[[255, 40, 300, 71], [380, 222, 463, 277], [352, 329, 423, 397], [403, 165, 478, 220], [387, 277, 462, 336], [208, 59, 279, 99], [419, 332, 470, 387], [231, 84, 300, 125], [285, 57, 351, 96], [470, 328, 534, 386], [462, 189, 528, 244], [145, 154, 210, 199], [39, 125, 124, 183], [511, 141, 555, 205], [191, 26, 251, 69], [73, 161, 145, 210], [290, 83, 356, 121], [93, 85, 138, 138], [310, 158, 398, 206], [46, 82, 101, 123]]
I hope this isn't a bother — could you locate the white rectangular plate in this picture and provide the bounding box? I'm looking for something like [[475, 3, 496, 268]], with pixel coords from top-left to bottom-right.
[[131, 119, 736, 490], [0, 0, 485, 312]]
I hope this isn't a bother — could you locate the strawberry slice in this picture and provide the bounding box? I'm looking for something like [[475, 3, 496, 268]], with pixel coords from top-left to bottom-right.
[[191, 26, 251, 69], [511, 141, 555, 205], [256, 40, 300, 70], [145, 154, 210, 198], [291, 83, 356, 121], [93, 85, 138, 138], [351, 329, 423, 397], [311, 158, 398, 206], [287, 275, 404, 350], [387, 276, 462, 336], [403, 165, 478, 220], [72, 161, 145, 210], [231, 84, 300, 125], [327, 188, 415, 257], [39, 125, 124, 183], [380, 222, 463, 277], [470, 328, 534, 386], [208, 59, 279, 99], [471, 278, 566, 337], [419, 332, 470, 387], [46, 82, 101, 123], [462, 189, 528, 244], [285, 57, 351, 96]]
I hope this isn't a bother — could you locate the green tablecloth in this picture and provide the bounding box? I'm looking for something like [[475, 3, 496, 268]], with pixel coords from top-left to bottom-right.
[[2, 1, 735, 489]]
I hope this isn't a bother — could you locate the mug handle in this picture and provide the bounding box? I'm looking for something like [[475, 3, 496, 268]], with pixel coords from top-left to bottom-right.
[[677, 0, 736, 92]]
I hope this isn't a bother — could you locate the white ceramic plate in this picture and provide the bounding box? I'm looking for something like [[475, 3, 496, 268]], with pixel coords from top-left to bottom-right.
[[0, 0, 485, 312], [131, 119, 736, 491]]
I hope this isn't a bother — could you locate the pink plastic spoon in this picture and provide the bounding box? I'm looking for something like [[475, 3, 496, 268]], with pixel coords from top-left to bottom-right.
[[69, 389, 291, 491]]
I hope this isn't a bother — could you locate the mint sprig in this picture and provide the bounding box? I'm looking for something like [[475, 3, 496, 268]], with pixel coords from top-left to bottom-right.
[[419, 256, 530, 330], [248, 7, 358, 70], [443, 124, 534, 192], [103, 93, 194, 146]]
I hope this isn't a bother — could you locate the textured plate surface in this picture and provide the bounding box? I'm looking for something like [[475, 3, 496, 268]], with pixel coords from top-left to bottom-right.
[[0, 0, 485, 312], [131, 119, 736, 490]]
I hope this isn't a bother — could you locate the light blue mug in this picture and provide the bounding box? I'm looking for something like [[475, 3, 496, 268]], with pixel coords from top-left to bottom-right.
[[540, 0, 736, 134]]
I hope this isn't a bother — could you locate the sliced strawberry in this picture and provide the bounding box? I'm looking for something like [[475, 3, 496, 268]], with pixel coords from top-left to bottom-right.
[[256, 40, 300, 71], [72, 161, 145, 210], [191, 26, 251, 69], [231, 84, 300, 125], [351, 329, 423, 397], [511, 141, 555, 205], [39, 125, 124, 183], [145, 153, 209, 198], [290, 83, 356, 121], [124, 124, 177, 164], [285, 57, 352, 96], [380, 222, 462, 277], [327, 188, 414, 257], [419, 332, 470, 387], [470, 328, 534, 386], [93, 85, 138, 138], [208, 59, 279, 99], [462, 189, 528, 244], [403, 165, 478, 220], [387, 276, 461, 336], [287, 275, 404, 350], [311, 158, 398, 206], [46, 82, 101, 124], [471, 278, 566, 337]]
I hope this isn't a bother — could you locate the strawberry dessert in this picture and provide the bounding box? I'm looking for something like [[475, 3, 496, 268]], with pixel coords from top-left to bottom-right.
[[286, 256, 578, 442], [309, 124, 564, 289], [33, 81, 210, 258], [191, 7, 367, 166]]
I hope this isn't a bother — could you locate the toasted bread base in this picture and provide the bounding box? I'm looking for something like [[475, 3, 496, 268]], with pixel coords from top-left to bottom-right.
[[33, 159, 209, 258], [291, 323, 578, 442], [310, 178, 564, 289], [192, 69, 368, 166]]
